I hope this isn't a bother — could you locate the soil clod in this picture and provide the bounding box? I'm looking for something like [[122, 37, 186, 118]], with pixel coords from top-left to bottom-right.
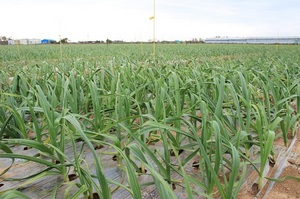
[[288, 158, 296, 165]]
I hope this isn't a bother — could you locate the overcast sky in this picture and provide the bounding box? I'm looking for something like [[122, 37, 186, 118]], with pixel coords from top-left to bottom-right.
[[1, 0, 300, 42]]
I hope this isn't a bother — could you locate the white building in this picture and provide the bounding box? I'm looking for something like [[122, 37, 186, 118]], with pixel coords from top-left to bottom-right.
[[204, 37, 300, 44], [14, 39, 41, 45]]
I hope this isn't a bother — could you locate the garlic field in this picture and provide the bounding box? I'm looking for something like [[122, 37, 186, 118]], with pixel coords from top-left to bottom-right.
[[0, 44, 300, 199]]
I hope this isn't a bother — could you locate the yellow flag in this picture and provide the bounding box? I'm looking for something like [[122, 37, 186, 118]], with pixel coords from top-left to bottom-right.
[[149, 16, 155, 20]]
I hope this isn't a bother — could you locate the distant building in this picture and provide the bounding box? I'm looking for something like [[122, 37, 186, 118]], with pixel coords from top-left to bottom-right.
[[8, 39, 14, 45], [13, 39, 41, 45], [14, 39, 27, 45], [41, 39, 56, 44], [204, 37, 300, 44], [28, 39, 41, 44]]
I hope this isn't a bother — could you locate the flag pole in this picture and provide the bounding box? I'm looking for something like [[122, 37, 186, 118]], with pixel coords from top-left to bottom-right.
[[59, 34, 63, 59], [153, 0, 156, 59], [59, 18, 63, 59]]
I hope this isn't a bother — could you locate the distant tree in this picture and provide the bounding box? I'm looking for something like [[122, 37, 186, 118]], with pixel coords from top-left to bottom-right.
[[0, 36, 8, 45], [59, 38, 69, 44], [106, 39, 112, 45]]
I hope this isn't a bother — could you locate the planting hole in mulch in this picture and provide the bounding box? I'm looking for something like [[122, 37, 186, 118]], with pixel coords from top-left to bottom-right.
[[109, 128, 116, 133], [68, 174, 78, 181], [94, 145, 104, 150], [33, 152, 40, 157], [55, 160, 66, 164], [269, 156, 275, 167], [0, 183, 4, 187], [23, 147, 29, 150], [251, 183, 259, 195], [137, 167, 147, 174], [75, 138, 84, 142], [172, 183, 176, 190], [192, 160, 199, 169], [112, 155, 118, 161], [170, 149, 184, 156], [92, 193, 100, 199]]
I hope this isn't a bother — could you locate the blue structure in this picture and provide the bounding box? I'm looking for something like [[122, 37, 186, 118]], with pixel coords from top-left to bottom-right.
[[41, 39, 56, 44]]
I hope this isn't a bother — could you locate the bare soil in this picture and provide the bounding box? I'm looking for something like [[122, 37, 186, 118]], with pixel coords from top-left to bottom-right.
[[263, 130, 300, 199], [238, 126, 300, 199], [265, 165, 300, 199]]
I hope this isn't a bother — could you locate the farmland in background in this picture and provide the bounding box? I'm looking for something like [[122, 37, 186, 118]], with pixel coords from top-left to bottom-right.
[[0, 43, 300, 199]]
